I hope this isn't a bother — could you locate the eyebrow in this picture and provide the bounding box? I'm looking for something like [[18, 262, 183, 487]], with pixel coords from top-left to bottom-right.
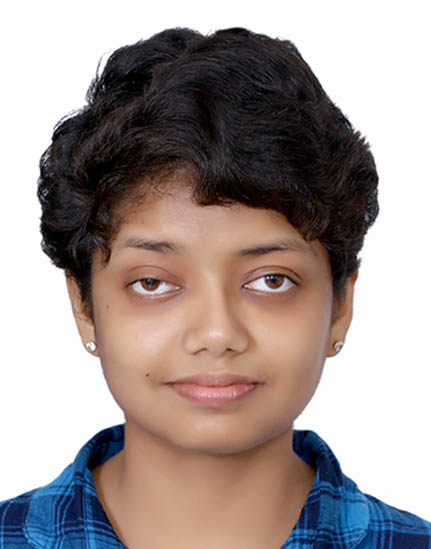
[[116, 236, 315, 257]]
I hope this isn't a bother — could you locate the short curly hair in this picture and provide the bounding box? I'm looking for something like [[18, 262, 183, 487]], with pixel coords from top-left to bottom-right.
[[38, 27, 378, 317]]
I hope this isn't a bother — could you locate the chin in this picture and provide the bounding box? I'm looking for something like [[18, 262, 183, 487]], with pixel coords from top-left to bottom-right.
[[166, 425, 268, 456]]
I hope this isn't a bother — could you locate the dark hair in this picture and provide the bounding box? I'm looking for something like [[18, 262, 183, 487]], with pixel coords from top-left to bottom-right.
[[38, 27, 378, 317]]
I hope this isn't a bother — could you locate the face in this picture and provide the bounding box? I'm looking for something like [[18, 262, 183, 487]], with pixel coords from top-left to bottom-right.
[[68, 182, 355, 455]]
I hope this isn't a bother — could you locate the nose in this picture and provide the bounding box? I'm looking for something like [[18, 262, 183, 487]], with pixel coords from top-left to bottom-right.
[[182, 280, 250, 358]]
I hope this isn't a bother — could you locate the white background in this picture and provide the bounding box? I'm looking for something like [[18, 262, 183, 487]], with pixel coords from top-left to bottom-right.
[[1, 0, 430, 520]]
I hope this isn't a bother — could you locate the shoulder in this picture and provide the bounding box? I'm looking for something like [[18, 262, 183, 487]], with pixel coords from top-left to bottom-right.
[[0, 463, 77, 548], [357, 490, 431, 548], [0, 489, 38, 547], [293, 429, 431, 548], [0, 426, 125, 548]]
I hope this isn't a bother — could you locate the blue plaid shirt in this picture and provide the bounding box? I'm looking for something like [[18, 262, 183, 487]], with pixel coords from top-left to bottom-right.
[[0, 425, 430, 548]]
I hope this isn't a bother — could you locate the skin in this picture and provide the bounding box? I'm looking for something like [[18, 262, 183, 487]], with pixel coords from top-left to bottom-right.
[[67, 180, 356, 549]]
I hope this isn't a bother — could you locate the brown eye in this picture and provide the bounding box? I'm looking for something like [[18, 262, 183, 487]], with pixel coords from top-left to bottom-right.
[[245, 274, 293, 294], [264, 275, 285, 289], [131, 278, 174, 296], [140, 278, 161, 291]]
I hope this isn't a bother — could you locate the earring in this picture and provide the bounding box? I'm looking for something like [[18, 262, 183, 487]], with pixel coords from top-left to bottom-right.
[[85, 341, 97, 353], [333, 340, 344, 354]]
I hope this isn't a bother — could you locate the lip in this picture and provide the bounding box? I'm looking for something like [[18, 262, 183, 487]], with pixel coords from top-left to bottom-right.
[[166, 373, 260, 386], [167, 382, 259, 407]]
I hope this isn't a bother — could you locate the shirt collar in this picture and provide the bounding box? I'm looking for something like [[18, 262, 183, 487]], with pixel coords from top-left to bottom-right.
[[289, 429, 370, 547], [24, 425, 370, 548], [25, 425, 125, 548]]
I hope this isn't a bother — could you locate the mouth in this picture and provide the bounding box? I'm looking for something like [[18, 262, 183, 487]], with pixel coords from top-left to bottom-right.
[[165, 372, 260, 386], [165, 372, 262, 407], [166, 382, 259, 407]]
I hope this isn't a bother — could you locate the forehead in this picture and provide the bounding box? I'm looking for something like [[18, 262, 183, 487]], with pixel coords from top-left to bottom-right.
[[109, 183, 326, 264]]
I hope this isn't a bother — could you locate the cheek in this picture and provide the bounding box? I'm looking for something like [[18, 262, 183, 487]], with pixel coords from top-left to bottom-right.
[[259, 292, 332, 411], [94, 304, 179, 389], [95, 319, 170, 422], [262, 285, 332, 356], [91, 305, 193, 447]]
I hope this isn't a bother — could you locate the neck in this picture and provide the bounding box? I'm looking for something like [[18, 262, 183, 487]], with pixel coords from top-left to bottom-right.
[[92, 421, 316, 548]]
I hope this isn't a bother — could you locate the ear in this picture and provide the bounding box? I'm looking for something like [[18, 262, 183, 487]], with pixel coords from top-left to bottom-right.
[[66, 274, 98, 357], [327, 272, 358, 357]]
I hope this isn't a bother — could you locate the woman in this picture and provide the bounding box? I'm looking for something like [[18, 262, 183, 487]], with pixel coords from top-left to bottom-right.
[[1, 27, 430, 548]]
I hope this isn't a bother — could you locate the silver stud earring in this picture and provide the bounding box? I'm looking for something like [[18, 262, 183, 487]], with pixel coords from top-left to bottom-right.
[[333, 340, 344, 354], [85, 341, 97, 353]]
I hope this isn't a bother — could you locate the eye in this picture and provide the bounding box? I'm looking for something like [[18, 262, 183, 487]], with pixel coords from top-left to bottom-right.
[[244, 273, 294, 294], [130, 278, 178, 296]]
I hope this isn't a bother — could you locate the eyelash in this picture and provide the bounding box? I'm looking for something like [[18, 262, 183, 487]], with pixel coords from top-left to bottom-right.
[[129, 273, 294, 298]]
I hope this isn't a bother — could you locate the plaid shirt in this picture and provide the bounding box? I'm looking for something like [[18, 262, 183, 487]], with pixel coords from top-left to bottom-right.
[[1, 425, 430, 548]]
